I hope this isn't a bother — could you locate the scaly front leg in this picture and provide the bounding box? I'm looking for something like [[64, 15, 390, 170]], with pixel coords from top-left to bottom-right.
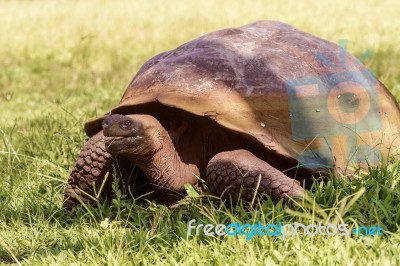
[[64, 131, 114, 210], [206, 149, 304, 204]]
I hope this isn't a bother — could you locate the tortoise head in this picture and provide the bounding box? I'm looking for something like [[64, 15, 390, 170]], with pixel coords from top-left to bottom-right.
[[102, 114, 163, 155]]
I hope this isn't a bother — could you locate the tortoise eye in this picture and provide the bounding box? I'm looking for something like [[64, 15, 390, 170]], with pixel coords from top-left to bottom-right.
[[121, 120, 132, 128]]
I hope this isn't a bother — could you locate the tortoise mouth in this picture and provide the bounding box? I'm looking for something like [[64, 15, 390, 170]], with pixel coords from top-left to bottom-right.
[[105, 136, 143, 152]]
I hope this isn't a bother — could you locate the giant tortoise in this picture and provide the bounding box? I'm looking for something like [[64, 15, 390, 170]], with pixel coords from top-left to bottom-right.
[[64, 20, 400, 210]]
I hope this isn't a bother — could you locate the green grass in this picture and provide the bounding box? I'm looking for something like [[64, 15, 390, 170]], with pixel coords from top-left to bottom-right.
[[1, 0, 400, 264]]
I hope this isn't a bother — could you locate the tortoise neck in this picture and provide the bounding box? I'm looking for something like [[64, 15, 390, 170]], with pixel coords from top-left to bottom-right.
[[126, 128, 200, 191]]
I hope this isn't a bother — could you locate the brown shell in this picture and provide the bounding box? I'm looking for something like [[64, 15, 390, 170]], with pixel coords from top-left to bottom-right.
[[86, 20, 400, 174]]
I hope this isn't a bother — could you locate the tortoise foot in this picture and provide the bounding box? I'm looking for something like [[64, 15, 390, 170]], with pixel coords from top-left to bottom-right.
[[206, 149, 304, 204], [64, 131, 114, 210]]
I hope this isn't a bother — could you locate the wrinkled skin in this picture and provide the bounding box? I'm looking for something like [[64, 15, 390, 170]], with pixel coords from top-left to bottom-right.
[[64, 113, 303, 210]]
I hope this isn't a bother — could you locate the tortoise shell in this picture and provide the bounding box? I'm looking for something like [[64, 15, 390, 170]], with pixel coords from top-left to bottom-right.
[[85, 20, 400, 175]]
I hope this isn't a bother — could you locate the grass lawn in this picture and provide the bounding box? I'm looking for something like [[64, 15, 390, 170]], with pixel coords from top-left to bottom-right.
[[1, 0, 400, 265]]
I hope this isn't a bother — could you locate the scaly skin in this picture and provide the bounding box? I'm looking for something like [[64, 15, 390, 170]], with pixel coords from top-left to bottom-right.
[[66, 115, 304, 210], [206, 149, 304, 203], [101, 114, 303, 206], [64, 131, 114, 210]]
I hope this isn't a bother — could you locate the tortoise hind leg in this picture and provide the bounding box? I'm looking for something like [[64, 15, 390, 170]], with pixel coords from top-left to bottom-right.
[[206, 149, 304, 204], [64, 131, 114, 210]]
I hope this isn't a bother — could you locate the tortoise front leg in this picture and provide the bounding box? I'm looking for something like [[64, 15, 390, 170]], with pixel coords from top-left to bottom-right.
[[206, 149, 304, 204], [64, 131, 114, 210]]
